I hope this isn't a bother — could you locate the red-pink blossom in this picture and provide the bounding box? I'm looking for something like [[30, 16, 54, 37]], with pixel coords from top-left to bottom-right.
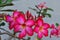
[[5, 10, 23, 30], [34, 17, 50, 38], [37, 2, 47, 9], [14, 12, 35, 38], [50, 24, 58, 38], [57, 25, 60, 37], [25, 10, 34, 20]]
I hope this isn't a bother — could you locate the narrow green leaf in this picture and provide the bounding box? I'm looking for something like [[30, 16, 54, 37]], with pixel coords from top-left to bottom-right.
[[55, 23, 59, 26], [46, 13, 51, 18], [6, 0, 12, 3], [0, 22, 5, 26], [0, 9, 15, 12], [47, 8, 53, 11], [0, 3, 13, 7], [0, 0, 2, 4], [43, 9, 47, 12]]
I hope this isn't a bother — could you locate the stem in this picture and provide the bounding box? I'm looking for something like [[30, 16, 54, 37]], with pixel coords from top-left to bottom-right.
[[13, 32, 16, 40], [0, 28, 20, 40], [0, 28, 11, 34], [0, 32, 19, 38], [0, 36, 1, 40], [38, 8, 42, 17], [26, 37, 30, 40]]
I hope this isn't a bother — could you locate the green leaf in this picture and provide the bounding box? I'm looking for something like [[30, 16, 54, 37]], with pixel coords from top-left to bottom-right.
[[55, 23, 59, 26], [0, 3, 13, 7], [46, 13, 51, 18], [0, 22, 5, 26], [43, 9, 47, 13], [0, 9, 15, 12], [0, 0, 2, 4], [6, 0, 12, 4], [46, 8, 53, 11]]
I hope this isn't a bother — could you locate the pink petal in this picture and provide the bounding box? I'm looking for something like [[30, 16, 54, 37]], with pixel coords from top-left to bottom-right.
[[37, 2, 46, 8], [9, 21, 15, 30], [42, 29, 48, 37], [16, 15, 26, 24], [38, 32, 43, 38], [43, 23, 50, 29], [19, 29, 26, 38], [36, 19, 43, 27], [25, 19, 34, 27], [25, 10, 34, 19], [26, 27, 33, 36], [34, 26, 39, 33], [50, 28, 58, 38], [50, 29, 58, 35], [14, 24, 20, 32], [13, 10, 20, 18], [51, 24, 55, 29], [5, 15, 13, 22], [14, 25, 23, 32]]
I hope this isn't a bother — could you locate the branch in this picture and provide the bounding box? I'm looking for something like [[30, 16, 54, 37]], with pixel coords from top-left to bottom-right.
[[0, 28, 20, 39], [0, 28, 11, 34], [0, 32, 18, 38], [0, 36, 1, 40]]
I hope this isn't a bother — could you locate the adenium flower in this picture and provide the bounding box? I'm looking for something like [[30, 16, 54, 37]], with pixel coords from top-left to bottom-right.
[[14, 11, 35, 38], [5, 10, 23, 30], [34, 17, 50, 38], [25, 10, 34, 20], [57, 25, 60, 37], [50, 24, 58, 38], [37, 2, 47, 9]]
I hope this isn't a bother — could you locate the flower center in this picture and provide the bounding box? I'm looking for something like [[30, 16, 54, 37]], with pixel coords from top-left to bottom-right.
[[39, 26, 43, 31], [22, 24, 26, 29], [13, 17, 16, 21]]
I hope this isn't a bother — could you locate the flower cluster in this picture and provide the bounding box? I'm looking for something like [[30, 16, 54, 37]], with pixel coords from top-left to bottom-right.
[[3, 2, 60, 40], [5, 10, 50, 39]]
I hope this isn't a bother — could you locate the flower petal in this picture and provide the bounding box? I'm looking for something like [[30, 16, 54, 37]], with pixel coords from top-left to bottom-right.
[[19, 29, 26, 38], [38, 32, 43, 38], [25, 10, 34, 19], [43, 23, 50, 29], [50, 29, 58, 35], [14, 25, 23, 32], [9, 21, 15, 30], [5, 15, 13, 22], [26, 27, 33, 36], [16, 14, 26, 24], [34, 26, 39, 33], [13, 10, 19, 17], [42, 29, 48, 37], [14, 24, 20, 32], [50, 24, 55, 29], [25, 19, 34, 26], [36, 19, 43, 26]]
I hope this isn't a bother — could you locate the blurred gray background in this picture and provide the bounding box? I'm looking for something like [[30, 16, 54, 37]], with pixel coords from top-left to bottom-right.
[[0, 0, 60, 40]]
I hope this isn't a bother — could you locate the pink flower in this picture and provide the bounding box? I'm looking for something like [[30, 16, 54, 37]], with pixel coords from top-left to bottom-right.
[[37, 2, 47, 9], [50, 24, 58, 38], [57, 25, 60, 37], [25, 10, 34, 20], [14, 13, 35, 38], [5, 10, 23, 30], [34, 17, 50, 38]]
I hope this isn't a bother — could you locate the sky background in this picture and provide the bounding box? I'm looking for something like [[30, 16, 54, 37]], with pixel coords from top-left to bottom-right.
[[0, 0, 60, 40]]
